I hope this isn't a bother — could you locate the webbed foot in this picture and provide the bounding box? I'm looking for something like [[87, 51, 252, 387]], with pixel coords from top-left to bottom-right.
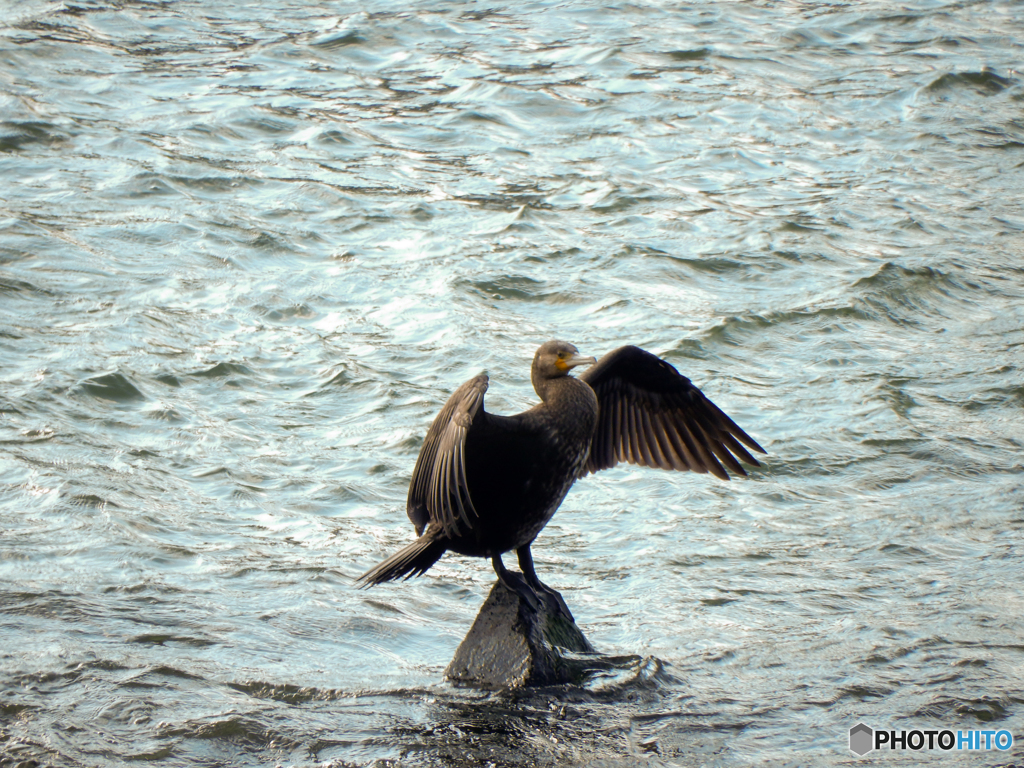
[[516, 545, 576, 623], [492, 561, 544, 613]]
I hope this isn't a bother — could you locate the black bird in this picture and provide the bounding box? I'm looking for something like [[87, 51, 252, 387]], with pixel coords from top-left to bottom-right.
[[357, 341, 765, 609]]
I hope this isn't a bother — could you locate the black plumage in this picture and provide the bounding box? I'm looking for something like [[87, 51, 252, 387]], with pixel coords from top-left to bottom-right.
[[357, 340, 765, 604]]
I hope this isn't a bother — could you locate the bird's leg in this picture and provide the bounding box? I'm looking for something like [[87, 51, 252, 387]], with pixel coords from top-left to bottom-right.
[[515, 544, 546, 591], [516, 545, 575, 622], [491, 554, 542, 613]]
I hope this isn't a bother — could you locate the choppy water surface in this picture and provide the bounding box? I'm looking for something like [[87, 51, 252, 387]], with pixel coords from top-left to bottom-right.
[[2, 0, 1023, 765]]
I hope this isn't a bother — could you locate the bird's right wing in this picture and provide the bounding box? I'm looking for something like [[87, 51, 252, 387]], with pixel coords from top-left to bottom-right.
[[579, 346, 765, 480], [407, 374, 488, 538]]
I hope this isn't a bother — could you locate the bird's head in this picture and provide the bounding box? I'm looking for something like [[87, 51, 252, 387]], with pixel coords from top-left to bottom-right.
[[532, 340, 597, 381]]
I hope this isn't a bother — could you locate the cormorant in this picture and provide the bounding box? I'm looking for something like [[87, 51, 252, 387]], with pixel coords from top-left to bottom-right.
[[357, 341, 765, 609]]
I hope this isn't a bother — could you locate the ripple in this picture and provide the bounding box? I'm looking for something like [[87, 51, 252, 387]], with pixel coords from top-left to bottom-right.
[[77, 372, 147, 404], [925, 69, 1015, 96]]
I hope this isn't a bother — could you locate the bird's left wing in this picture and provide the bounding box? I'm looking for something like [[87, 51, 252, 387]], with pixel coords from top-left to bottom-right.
[[407, 374, 488, 538], [579, 346, 765, 480]]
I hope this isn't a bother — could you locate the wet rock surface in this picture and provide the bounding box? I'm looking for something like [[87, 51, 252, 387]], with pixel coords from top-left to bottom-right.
[[446, 582, 595, 689]]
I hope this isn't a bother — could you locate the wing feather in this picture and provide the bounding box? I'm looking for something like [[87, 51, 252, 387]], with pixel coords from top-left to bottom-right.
[[688, 414, 730, 481], [664, 412, 704, 473], [649, 412, 683, 470], [579, 346, 765, 479], [719, 430, 759, 467], [407, 375, 487, 537], [643, 409, 675, 468], [626, 401, 641, 465], [614, 398, 627, 465], [637, 407, 664, 469], [597, 398, 613, 469]]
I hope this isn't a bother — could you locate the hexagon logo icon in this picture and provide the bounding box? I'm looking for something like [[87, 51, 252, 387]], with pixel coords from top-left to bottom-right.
[[849, 722, 874, 755]]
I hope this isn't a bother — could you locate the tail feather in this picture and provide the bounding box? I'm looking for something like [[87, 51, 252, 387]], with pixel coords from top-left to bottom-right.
[[357, 534, 448, 587]]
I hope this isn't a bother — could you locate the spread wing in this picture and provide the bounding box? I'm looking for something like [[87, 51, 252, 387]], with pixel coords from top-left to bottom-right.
[[579, 346, 765, 480], [407, 374, 488, 538]]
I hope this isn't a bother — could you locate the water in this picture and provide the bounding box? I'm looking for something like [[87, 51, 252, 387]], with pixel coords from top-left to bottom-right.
[[2, 0, 1023, 765]]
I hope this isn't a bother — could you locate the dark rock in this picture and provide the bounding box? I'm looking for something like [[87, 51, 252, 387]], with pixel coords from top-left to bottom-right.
[[445, 581, 595, 688]]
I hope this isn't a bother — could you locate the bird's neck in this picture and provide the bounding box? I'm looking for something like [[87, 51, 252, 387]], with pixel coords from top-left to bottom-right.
[[533, 373, 572, 404], [533, 375, 599, 451], [533, 374, 593, 411]]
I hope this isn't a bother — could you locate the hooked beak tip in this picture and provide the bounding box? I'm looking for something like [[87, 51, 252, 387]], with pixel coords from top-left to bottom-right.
[[566, 354, 597, 369]]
